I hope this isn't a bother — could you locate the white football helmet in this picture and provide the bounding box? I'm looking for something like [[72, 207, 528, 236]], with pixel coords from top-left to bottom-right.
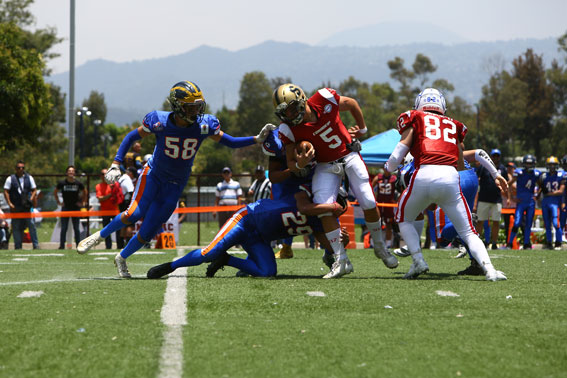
[[414, 88, 446, 115]]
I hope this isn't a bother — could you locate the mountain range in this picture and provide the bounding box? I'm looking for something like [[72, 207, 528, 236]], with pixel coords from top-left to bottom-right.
[[47, 33, 563, 126]]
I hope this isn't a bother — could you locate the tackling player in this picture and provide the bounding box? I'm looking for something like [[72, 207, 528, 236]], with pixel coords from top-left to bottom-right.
[[273, 83, 398, 279], [77, 81, 275, 277], [507, 154, 541, 250], [147, 186, 349, 279], [385, 88, 507, 281], [537, 156, 565, 249]]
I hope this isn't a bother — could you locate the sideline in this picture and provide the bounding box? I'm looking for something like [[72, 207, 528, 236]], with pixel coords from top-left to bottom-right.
[[157, 249, 187, 378]]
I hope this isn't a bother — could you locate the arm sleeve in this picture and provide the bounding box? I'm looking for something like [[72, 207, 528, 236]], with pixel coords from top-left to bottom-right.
[[385, 142, 410, 173], [218, 133, 255, 148], [474, 149, 498, 179], [114, 129, 142, 163]]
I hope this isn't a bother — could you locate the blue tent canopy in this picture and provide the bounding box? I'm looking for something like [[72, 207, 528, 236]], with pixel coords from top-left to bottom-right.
[[359, 129, 399, 165]]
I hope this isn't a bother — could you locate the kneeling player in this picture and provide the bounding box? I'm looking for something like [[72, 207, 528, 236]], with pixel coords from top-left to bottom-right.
[[147, 186, 349, 279]]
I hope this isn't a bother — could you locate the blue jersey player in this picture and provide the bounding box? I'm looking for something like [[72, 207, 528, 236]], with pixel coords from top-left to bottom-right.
[[261, 128, 315, 259], [537, 156, 565, 249], [77, 81, 276, 277], [507, 154, 541, 249], [146, 186, 349, 279]]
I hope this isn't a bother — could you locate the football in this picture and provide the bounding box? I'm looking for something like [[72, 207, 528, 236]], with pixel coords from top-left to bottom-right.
[[296, 140, 314, 155]]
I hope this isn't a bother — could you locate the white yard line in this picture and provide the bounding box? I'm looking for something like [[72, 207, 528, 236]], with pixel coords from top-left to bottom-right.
[[157, 249, 188, 378], [0, 277, 122, 286]]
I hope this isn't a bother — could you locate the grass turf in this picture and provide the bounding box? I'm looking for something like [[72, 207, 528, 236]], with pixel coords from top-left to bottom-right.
[[0, 246, 566, 378]]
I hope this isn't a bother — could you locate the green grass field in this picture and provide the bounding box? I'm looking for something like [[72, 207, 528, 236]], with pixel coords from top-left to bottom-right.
[[1, 242, 566, 378]]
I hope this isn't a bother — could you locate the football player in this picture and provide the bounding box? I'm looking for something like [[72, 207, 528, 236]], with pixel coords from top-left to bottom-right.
[[385, 88, 507, 281], [77, 81, 275, 278], [371, 169, 398, 248], [147, 186, 349, 279], [273, 83, 398, 279], [507, 154, 541, 250], [537, 156, 565, 249]]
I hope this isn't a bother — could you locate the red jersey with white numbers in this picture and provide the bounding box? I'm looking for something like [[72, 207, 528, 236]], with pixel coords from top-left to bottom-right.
[[396, 110, 467, 168], [373, 173, 397, 203], [278, 88, 352, 163]]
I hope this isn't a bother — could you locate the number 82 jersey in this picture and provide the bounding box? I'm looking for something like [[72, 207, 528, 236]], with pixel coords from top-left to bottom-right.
[[397, 109, 467, 168]]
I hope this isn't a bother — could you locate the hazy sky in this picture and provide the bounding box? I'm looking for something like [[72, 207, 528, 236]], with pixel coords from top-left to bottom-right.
[[31, 0, 567, 74]]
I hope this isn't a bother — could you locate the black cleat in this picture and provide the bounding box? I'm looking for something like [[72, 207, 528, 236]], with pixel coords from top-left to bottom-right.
[[457, 259, 484, 276], [544, 243, 553, 250], [205, 252, 230, 278], [147, 262, 175, 279], [491, 243, 498, 250], [523, 243, 532, 250], [235, 270, 250, 277]]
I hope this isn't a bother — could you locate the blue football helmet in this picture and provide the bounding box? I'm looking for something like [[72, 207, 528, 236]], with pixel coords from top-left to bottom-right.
[[523, 154, 536, 171]]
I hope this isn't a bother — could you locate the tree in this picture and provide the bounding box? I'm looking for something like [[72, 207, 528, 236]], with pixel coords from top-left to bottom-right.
[[512, 49, 554, 160]]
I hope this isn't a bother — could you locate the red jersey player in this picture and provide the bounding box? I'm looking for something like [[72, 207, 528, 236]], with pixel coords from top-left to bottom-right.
[[371, 170, 397, 247], [385, 87, 506, 281], [274, 83, 398, 278]]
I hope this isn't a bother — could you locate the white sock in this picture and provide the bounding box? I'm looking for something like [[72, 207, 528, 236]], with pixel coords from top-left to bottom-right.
[[399, 221, 422, 255], [366, 220, 384, 247], [413, 220, 424, 241], [463, 233, 494, 272], [325, 228, 346, 261]]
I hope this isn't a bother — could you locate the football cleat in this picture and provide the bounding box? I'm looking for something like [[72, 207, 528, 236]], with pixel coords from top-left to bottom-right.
[[114, 253, 132, 278], [373, 241, 399, 269], [235, 270, 250, 278], [147, 262, 175, 279], [454, 245, 468, 258], [457, 260, 484, 276], [205, 252, 230, 278], [485, 269, 507, 281], [275, 244, 293, 259], [403, 257, 429, 279], [554, 242, 562, 250], [323, 258, 353, 279], [322, 253, 335, 270], [393, 246, 411, 257], [77, 231, 101, 254]]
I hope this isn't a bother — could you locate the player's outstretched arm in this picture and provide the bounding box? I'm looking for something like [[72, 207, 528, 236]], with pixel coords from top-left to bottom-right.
[[106, 126, 149, 184]]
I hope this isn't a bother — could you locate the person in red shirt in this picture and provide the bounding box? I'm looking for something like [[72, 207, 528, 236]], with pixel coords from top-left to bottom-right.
[[274, 83, 398, 278], [385, 88, 507, 281], [96, 169, 120, 249], [372, 170, 398, 248]]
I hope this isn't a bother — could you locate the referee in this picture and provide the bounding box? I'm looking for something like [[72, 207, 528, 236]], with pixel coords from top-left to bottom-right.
[[248, 165, 272, 202]]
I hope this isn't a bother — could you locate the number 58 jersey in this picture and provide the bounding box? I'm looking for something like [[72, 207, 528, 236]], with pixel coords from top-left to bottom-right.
[[142, 110, 220, 183], [397, 110, 467, 168]]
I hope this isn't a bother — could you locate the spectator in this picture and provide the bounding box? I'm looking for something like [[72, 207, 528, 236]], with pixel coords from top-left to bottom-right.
[[96, 168, 120, 249], [178, 198, 187, 224], [247, 165, 271, 203], [117, 167, 137, 245], [3, 161, 40, 249], [502, 162, 517, 234], [0, 208, 9, 249], [474, 149, 507, 250], [54, 165, 87, 249], [123, 141, 143, 171], [213, 167, 243, 229]]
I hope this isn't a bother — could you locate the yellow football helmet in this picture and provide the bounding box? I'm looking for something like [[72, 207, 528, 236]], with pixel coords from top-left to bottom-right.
[[272, 83, 307, 125], [546, 156, 559, 171], [168, 81, 206, 123]]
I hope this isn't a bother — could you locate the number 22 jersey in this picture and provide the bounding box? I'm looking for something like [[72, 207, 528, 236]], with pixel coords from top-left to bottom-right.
[[396, 110, 467, 168]]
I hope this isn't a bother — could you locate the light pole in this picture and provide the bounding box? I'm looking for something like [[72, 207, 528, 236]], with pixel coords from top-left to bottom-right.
[[77, 106, 91, 159], [93, 119, 102, 156], [102, 134, 112, 158]]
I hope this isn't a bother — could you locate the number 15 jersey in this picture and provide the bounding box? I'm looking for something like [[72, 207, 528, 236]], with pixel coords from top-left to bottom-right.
[[397, 110, 467, 168]]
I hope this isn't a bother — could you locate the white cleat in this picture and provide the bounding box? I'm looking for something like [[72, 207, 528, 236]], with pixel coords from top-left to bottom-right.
[[323, 259, 353, 279], [485, 270, 507, 281], [403, 257, 429, 279], [114, 253, 132, 278], [77, 231, 101, 254], [374, 241, 399, 269], [393, 247, 411, 257], [454, 245, 468, 258]]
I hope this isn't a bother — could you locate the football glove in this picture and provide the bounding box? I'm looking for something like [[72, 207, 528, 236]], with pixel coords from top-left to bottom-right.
[[105, 163, 122, 184], [255, 123, 277, 143]]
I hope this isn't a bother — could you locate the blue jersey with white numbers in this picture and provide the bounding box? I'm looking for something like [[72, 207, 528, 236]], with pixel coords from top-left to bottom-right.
[[262, 128, 313, 199], [246, 192, 322, 243], [142, 111, 220, 184], [514, 168, 541, 202], [541, 171, 565, 197]]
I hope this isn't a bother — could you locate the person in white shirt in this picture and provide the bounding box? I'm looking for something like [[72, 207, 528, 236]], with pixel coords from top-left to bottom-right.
[[213, 167, 243, 229]]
